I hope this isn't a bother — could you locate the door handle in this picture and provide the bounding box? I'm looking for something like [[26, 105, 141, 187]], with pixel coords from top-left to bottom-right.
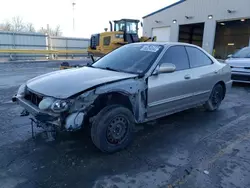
[[214, 70, 218, 74], [184, 74, 191, 79]]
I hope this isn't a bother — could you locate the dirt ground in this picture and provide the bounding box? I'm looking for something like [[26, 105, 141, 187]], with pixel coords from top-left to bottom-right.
[[0, 61, 250, 188]]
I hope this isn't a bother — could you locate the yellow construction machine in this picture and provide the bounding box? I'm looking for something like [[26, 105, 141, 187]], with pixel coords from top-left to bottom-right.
[[60, 18, 156, 69], [87, 18, 156, 57]]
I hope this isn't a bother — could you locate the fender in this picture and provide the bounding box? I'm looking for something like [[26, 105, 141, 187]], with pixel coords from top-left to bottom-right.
[[95, 78, 148, 123]]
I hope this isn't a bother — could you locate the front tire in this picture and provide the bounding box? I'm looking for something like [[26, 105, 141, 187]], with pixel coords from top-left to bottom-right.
[[91, 105, 135, 153], [204, 84, 224, 111]]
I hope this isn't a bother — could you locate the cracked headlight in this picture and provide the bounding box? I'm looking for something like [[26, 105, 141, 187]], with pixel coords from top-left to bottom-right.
[[51, 100, 70, 113], [17, 84, 26, 96], [39, 97, 55, 110]]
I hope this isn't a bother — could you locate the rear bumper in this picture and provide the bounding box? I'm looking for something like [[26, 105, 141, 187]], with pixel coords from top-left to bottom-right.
[[231, 71, 250, 83]]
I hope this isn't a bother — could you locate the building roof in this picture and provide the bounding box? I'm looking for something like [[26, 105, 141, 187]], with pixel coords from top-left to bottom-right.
[[142, 0, 186, 19]]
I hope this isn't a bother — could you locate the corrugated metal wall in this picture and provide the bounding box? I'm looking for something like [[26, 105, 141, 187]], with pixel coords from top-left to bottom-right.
[[0, 31, 89, 60], [50, 37, 89, 58], [0, 31, 47, 60], [0, 31, 47, 50], [50, 37, 89, 50]]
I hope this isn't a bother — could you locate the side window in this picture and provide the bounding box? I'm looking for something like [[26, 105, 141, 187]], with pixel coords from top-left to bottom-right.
[[103, 36, 111, 46], [185, 46, 213, 68], [158, 46, 189, 71]]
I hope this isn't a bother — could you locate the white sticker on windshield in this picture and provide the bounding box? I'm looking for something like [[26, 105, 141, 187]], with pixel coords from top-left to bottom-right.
[[140, 45, 160, 52]]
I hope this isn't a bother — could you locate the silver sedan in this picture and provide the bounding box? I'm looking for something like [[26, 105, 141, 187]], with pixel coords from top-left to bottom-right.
[[13, 42, 232, 153]]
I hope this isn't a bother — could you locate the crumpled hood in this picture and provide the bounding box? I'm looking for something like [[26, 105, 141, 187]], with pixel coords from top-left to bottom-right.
[[27, 67, 137, 99]]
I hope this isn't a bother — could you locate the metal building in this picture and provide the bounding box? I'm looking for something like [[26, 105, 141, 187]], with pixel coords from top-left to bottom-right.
[[143, 0, 250, 59]]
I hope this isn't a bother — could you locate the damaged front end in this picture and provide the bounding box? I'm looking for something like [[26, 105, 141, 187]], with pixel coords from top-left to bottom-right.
[[13, 77, 147, 140], [12, 85, 97, 139]]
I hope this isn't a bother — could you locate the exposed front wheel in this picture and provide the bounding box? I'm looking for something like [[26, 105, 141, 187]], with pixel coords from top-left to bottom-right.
[[91, 105, 135, 153], [204, 84, 224, 111]]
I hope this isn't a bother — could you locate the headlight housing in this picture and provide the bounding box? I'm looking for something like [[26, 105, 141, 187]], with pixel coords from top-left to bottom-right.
[[38, 97, 55, 110], [115, 34, 123, 39], [17, 84, 26, 96], [51, 100, 70, 113]]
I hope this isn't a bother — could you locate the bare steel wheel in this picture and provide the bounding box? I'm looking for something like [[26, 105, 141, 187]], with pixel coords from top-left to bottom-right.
[[204, 84, 224, 111], [106, 115, 129, 145], [91, 105, 135, 153]]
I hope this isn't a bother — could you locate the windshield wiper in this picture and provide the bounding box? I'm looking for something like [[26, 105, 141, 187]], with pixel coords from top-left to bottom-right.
[[103, 67, 120, 72], [86, 62, 93, 67], [90, 54, 95, 63], [96, 66, 136, 73]]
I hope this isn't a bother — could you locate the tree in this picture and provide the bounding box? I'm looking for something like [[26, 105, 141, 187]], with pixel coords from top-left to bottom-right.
[[38, 25, 62, 36], [0, 16, 26, 32], [0, 21, 12, 31], [38, 27, 47, 34], [25, 23, 36, 32], [0, 16, 63, 36], [11, 16, 25, 32], [52, 25, 62, 36]]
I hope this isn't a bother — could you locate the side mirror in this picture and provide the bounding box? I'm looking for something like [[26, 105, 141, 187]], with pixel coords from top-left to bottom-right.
[[153, 63, 176, 75], [227, 54, 232, 58]]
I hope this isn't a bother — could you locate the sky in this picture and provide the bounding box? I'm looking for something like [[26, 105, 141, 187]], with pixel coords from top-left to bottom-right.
[[0, 0, 178, 38]]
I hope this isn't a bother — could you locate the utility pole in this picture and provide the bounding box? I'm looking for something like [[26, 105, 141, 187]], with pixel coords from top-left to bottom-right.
[[72, 0, 76, 32]]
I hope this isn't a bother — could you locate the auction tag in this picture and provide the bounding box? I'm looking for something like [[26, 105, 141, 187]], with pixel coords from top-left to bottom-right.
[[140, 45, 161, 52]]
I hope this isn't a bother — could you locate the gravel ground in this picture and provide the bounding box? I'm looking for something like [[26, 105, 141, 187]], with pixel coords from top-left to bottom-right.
[[0, 61, 250, 188]]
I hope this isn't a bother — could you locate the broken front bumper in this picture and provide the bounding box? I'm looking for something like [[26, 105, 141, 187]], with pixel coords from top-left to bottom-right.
[[13, 95, 85, 132], [13, 95, 60, 122]]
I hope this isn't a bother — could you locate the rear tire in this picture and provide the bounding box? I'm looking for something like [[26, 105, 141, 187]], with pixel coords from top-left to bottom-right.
[[204, 84, 224, 111], [91, 105, 135, 153]]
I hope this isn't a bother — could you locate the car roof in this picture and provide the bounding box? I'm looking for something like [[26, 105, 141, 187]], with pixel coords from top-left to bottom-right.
[[132, 42, 199, 48]]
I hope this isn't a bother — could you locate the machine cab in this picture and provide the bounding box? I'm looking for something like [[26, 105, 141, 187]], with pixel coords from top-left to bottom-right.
[[113, 19, 140, 43]]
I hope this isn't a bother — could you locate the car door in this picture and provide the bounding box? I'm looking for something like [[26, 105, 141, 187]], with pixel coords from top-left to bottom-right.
[[147, 45, 195, 119], [185, 46, 219, 102]]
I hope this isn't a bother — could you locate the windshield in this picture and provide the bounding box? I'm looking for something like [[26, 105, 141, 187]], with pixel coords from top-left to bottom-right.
[[92, 44, 163, 75], [232, 47, 250, 58], [115, 22, 125, 32], [114, 21, 138, 34], [126, 22, 137, 34]]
